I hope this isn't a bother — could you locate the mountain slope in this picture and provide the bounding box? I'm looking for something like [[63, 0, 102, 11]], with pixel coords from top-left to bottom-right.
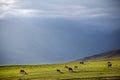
[[76, 49, 120, 61]]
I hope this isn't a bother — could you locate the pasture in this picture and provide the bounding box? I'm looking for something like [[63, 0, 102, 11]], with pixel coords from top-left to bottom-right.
[[0, 58, 120, 80]]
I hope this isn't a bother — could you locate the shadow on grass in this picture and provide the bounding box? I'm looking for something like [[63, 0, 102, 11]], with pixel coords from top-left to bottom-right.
[[59, 76, 120, 80], [70, 71, 81, 73], [18, 78, 31, 80], [0, 77, 31, 80]]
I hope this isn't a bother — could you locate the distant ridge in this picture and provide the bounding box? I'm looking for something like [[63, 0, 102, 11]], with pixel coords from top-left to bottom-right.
[[76, 49, 120, 61]]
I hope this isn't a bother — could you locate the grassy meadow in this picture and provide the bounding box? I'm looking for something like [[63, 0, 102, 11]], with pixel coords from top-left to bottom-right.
[[0, 58, 120, 80]]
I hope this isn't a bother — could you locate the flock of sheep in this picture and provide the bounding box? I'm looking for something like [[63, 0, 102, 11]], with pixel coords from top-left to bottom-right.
[[19, 61, 112, 75]]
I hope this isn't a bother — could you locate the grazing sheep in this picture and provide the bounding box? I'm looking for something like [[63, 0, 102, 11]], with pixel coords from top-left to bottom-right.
[[64, 65, 68, 68], [74, 66, 78, 69], [107, 62, 112, 67], [56, 69, 61, 72], [68, 67, 73, 72], [20, 70, 28, 75], [56, 69, 63, 74], [80, 61, 84, 64]]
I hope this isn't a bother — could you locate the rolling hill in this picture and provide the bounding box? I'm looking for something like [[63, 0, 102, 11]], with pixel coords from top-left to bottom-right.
[[76, 49, 120, 61]]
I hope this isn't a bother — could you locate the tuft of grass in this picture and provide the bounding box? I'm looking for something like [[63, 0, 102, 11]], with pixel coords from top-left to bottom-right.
[[0, 58, 120, 80]]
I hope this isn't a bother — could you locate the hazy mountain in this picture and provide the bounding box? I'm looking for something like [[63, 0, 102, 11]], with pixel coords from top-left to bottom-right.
[[76, 49, 120, 61]]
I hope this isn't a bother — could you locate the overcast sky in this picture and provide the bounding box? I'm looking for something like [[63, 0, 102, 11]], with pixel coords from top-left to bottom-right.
[[0, 0, 120, 65]]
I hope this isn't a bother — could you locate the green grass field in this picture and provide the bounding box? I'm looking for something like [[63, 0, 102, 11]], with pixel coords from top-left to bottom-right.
[[0, 58, 120, 80]]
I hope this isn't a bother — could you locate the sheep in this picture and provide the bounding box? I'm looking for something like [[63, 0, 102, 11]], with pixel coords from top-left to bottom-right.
[[107, 62, 112, 67], [56, 69, 61, 72], [20, 70, 28, 75], [80, 61, 84, 64], [64, 66, 73, 72], [64, 65, 68, 68], [56, 69, 63, 74], [68, 67, 73, 72], [74, 66, 78, 69]]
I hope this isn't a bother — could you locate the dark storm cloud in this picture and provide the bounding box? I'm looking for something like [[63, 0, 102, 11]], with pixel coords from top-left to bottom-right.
[[0, 0, 120, 65]]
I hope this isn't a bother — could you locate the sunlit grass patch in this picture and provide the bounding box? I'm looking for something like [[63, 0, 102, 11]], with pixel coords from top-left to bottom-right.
[[0, 58, 120, 80]]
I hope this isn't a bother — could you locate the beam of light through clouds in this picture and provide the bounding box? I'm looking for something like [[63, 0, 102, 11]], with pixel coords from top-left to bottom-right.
[[0, 0, 120, 65], [0, 0, 120, 18], [0, 0, 39, 18]]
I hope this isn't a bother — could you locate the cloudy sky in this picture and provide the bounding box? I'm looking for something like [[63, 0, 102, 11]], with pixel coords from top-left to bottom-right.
[[0, 0, 120, 65]]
